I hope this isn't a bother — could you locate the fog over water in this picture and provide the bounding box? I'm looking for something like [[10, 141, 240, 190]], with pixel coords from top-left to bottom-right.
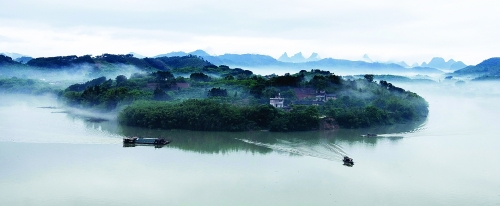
[[0, 80, 499, 205]]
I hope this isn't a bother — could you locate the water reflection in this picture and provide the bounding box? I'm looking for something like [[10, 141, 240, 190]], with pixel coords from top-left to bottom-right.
[[325, 118, 426, 146], [99, 118, 424, 161], [55, 103, 427, 161], [118, 127, 274, 154]]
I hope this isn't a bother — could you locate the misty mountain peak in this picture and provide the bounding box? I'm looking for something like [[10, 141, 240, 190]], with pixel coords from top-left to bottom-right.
[[308, 52, 321, 61], [189, 50, 211, 57], [291, 52, 303, 58], [279, 52, 321, 62], [362, 54, 373, 63], [278, 52, 305, 63], [396, 61, 410, 68], [278, 52, 290, 62], [290, 52, 305, 62], [423, 57, 464, 71], [450, 61, 467, 70], [428, 57, 446, 65]]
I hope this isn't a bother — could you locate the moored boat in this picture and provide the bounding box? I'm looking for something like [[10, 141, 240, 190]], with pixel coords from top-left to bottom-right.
[[123, 137, 170, 145]]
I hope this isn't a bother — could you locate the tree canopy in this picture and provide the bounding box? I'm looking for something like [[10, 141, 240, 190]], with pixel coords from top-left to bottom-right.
[[58, 68, 428, 131]]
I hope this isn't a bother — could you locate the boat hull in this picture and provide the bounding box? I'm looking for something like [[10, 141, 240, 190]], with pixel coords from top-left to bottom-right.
[[123, 137, 170, 146]]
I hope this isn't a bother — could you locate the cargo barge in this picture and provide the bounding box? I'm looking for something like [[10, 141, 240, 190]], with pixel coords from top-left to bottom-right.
[[123, 137, 170, 146]]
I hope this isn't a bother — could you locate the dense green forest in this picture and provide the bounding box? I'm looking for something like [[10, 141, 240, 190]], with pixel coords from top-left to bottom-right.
[[57, 67, 428, 131], [118, 99, 318, 132]]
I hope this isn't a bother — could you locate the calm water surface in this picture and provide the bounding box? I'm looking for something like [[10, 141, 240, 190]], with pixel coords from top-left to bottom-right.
[[1, 84, 499, 205]]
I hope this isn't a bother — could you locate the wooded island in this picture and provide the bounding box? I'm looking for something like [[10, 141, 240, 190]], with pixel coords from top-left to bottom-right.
[[0, 54, 429, 131]]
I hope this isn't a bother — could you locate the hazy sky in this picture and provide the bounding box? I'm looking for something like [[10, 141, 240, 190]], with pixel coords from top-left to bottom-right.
[[1, 0, 499, 65]]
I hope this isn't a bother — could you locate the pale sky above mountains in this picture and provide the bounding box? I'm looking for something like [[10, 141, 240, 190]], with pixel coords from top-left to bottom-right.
[[1, 0, 499, 65]]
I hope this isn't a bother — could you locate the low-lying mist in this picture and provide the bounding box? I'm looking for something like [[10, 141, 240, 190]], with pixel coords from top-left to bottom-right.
[[0, 93, 119, 124], [0, 64, 145, 85], [396, 80, 500, 98], [236, 66, 445, 77]]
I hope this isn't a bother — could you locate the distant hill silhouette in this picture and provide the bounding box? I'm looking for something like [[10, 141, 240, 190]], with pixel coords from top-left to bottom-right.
[[362, 54, 373, 63], [215, 54, 279, 67], [290, 52, 306, 62], [153, 50, 282, 67], [128, 52, 146, 58], [361, 54, 409, 68], [155, 50, 212, 58], [308, 53, 321, 61], [189, 50, 211, 57], [14, 56, 33, 64], [0, 52, 29, 59], [278, 52, 291, 62], [0, 52, 32, 64], [449, 61, 467, 70], [395, 61, 410, 68], [423, 57, 447, 68], [453, 57, 500, 77], [278, 52, 322, 63], [421, 57, 467, 71], [155, 51, 188, 58], [0, 54, 22, 66]]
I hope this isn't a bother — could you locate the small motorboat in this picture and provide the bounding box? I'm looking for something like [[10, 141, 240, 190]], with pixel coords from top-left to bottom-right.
[[361, 133, 377, 137], [343, 156, 354, 166]]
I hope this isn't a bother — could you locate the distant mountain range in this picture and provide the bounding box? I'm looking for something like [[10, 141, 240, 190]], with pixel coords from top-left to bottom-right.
[[361, 55, 467, 71], [0, 51, 471, 73], [154, 50, 322, 65], [6, 50, 498, 77], [420, 57, 467, 71], [362, 54, 415, 68], [148, 50, 445, 75], [154, 49, 211, 58]]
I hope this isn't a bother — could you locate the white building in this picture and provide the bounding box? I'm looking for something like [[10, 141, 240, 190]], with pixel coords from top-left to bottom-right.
[[270, 93, 284, 108]]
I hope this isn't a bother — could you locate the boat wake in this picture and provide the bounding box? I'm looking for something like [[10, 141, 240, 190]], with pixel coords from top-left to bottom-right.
[[375, 123, 428, 138], [236, 138, 348, 161]]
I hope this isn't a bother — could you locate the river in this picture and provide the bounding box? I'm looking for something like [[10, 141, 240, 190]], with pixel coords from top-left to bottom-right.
[[0, 82, 499, 205]]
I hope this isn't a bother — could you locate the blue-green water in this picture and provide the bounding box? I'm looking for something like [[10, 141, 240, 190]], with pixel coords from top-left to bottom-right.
[[1, 84, 499, 205]]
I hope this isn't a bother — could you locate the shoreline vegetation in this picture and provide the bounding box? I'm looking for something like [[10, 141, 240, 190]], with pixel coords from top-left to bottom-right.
[[118, 99, 320, 132], [0, 54, 429, 132]]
